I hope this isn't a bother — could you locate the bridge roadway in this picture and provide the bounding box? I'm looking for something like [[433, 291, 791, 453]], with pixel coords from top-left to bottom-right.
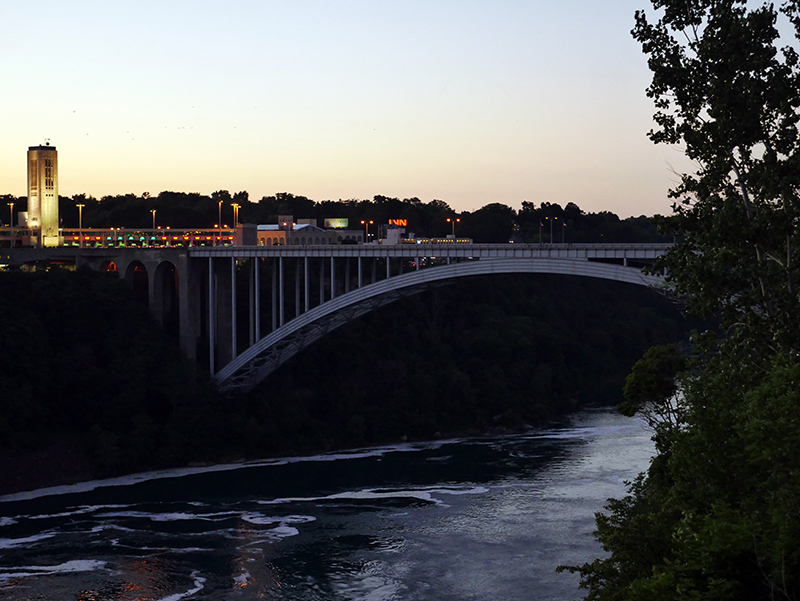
[[2, 242, 671, 393]]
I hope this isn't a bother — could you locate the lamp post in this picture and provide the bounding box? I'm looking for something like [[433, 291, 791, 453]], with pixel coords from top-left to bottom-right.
[[447, 217, 460, 238], [360, 219, 373, 243], [76, 204, 84, 248], [562, 221, 566, 243], [218, 200, 223, 246], [151, 209, 156, 230], [544, 216, 561, 242], [7, 202, 13, 249], [232, 203, 240, 227]]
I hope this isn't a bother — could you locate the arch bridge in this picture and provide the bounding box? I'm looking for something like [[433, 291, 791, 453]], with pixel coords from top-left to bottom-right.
[[2, 243, 670, 393]]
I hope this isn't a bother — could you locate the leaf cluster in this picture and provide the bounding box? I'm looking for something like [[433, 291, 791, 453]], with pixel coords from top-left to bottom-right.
[[637, 0, 800, 350]]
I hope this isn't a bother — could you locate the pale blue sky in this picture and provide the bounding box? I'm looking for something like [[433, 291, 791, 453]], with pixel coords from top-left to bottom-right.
[[0, 0, 690, 216]]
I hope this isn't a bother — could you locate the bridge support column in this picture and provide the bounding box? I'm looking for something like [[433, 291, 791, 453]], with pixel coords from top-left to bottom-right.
[[304, 258, 310, 312], [230, 258, 237, 359], [208, 257, 215, 373], [211, 256, 235, 370], [295, 258, 301, 318], [319, 258, 325, 305], [272, 259, 278, 332], [255, 258, 261, 341], [330, 257, 336, 299], [249, 259, 256, 346], [279, 257, 285, 327], [176, 252, 202, 362]]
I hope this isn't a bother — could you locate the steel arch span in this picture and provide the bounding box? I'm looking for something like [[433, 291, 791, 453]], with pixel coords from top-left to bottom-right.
[[214, 257, 664, 393]]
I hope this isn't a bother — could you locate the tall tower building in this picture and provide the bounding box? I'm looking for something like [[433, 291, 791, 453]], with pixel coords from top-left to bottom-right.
[[27, 142, 60, 247]]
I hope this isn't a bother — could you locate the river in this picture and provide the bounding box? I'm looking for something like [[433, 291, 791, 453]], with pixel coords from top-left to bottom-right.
[[0, 407, 653, 600]]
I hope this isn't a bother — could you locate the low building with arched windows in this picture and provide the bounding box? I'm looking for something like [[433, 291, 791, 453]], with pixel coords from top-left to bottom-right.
[[255, 219, 364, 246]]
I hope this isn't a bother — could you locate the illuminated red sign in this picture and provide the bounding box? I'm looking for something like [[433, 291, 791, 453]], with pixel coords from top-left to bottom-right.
[[388, 219, 407, 227]]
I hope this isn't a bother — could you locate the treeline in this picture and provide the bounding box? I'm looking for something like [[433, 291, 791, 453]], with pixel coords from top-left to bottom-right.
[[0, 267, 689, 494], [0, 191, 669, 243]]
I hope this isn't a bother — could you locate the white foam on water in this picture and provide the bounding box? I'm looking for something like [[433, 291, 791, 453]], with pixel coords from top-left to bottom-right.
[[240, 513, 316, 526], [0, 438, 461, 504], [0, 559, 106, 581], [0, 517, 16, 527], [0, 531, 56, 549], [259, 489, 437, 506], [233, 569, 251, 588], [156, 571, 206, 601], [269, 525, 299, 538], [93, 510, 239, 522], [258, 485, 489, 507], [24, 503, 132, 521], [89, 523, 139, 534], [425, 485, 490, 496], [282, 514, 318, 524]]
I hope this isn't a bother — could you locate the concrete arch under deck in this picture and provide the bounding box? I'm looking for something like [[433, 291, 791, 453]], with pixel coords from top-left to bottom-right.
[[71, 249, 199, 355], [214, 257, 664, 393]]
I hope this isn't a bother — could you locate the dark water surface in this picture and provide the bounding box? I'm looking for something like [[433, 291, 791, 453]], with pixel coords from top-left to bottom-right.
[[0, 408, 653, 600]]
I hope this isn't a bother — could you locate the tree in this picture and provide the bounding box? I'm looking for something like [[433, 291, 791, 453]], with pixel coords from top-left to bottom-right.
[[618, 343, 686, 450], [636, 0, 800, 349], [561, 1, 800, 598], [461, 203, 516, 242]]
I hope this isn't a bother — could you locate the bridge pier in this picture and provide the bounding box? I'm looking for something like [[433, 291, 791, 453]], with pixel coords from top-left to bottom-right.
[[178, 257, 203, 361], [212, 256, 235, 370]]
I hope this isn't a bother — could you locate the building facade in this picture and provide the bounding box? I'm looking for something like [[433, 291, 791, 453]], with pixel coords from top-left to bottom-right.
[[27, 143, 59, 247]]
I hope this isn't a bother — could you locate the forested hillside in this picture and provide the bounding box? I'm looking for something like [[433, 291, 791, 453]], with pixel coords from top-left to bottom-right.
[[0, 267, 688, 495]]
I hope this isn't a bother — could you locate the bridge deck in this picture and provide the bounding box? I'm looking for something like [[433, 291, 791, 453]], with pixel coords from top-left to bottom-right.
[[1, 242, 672, 392], [189, 242, 671, 261]]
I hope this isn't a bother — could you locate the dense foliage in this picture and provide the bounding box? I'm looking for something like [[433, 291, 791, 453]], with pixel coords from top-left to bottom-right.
[[0, 266, 687, 495], [561, 1, 800, 598]]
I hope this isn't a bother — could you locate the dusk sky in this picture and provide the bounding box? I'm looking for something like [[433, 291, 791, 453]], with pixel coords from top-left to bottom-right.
[[1, 0, 691, 217]]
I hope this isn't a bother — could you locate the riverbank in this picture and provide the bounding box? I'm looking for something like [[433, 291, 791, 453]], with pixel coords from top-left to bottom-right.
[[0, 443, 96, 497], [0, 417, 555, 498]]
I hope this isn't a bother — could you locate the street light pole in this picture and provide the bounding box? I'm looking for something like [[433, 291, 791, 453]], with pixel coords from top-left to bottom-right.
[[7, 203, 13, 249], [76, 204, 84, 248], [360, 219, 373, 243], [218, 200, 223, 246], [151, 209, 156, 230], [232, 203, 240, 227], [447, 217, 460, 238]]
